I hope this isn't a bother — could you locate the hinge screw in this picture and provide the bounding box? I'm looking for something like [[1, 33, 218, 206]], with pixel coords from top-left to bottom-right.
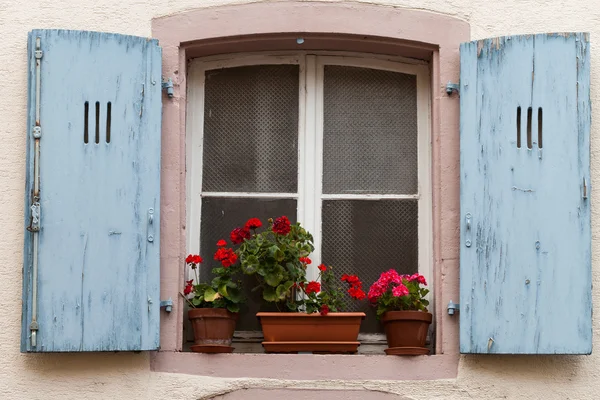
[[161, 78, 174, 98], [446, 81, 460, 96], [447, 300, 459, 315]]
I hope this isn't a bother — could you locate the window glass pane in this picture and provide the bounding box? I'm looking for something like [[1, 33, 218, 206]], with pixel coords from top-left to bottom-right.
[[202, 65, 299, 193], [322, 65, 418, 194], [199, 197, 297, 331], [321, 199, 418, 332]]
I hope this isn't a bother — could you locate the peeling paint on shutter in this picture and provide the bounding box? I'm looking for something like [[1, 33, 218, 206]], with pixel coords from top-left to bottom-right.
[[459, 33, 591, 354], [22, 30, 162, 352]]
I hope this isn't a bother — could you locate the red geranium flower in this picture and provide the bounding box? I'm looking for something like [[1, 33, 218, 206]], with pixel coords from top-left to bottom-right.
[[320, 304, 330, 316], [341, 274, 361, 286], [305, 281, 321, 295], [214, 247, 238, 268], [216, 239, 227, 247], [193, 255, 203, 264], [299, 257, 312, 265], [348, 286, 366, 300], [272, 216, 291, 235], [183, 279, 194, 296], [318, 264, 327, 272], [244, 218, 262, 230], [230, 227, 251, 245], [185, 254, 194, 263]]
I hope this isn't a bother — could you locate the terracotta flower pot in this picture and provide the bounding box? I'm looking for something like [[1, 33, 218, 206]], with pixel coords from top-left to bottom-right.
[[257, 312, 365, 353], [188, 308, 238, 353], [382, 310, 432, 355]]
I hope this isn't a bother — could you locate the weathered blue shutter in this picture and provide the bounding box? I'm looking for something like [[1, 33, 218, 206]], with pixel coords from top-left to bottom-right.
[[22, 30, 162, 352], [459, 33, 591, 354]]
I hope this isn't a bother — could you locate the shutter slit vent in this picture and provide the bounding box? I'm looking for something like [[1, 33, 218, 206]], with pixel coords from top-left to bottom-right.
[[95, 101, 100, 144], [526, 106, 533, 149], [106, 102, 111, 143], [516, 106, 521, 148], [538, 107, 543, 148], [84, 101, 89, 144]]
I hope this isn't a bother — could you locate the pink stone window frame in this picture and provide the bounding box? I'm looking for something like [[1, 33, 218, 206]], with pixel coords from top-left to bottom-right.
[[151, 1, 469, 380]]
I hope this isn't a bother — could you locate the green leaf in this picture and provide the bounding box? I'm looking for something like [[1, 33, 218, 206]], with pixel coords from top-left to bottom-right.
[[241, 254, 259, 274], [256, 235, 264, 246], [191, 297, 202, 306], [225, 287, 242, 303], [204, 288, 219, 302], [227, 303, 240, 313], [265, 271, 283, 287], [263, 286, 278, 302], [268, 245, 285, 262], [218, 283, 229, 298], [275, 282, 293, 299]]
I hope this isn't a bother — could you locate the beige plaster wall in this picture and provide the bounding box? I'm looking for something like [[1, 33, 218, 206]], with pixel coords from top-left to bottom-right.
[[0, 0, 598, 399]]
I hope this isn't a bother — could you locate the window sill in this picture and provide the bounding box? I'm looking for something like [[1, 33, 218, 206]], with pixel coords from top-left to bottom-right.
[[150, 351, 459, 380]]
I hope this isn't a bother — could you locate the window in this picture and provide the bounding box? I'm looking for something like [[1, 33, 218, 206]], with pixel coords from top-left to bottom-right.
[[186, 54, 431, 349]]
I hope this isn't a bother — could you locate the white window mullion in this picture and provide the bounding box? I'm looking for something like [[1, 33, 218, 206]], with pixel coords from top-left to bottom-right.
[[185, 65, 205, 257], [416, 67, 433, 304], [302, 55, 321, 282], [296, 57, 308, 226], [311, 57, 325, 281]]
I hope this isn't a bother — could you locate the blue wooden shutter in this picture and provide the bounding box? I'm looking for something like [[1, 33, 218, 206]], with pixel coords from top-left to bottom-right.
[[459, 33, 591, 354], [22, 30, 162, 352]]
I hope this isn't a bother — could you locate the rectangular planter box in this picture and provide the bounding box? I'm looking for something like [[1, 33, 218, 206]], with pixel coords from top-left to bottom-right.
[[257, 312, 366, 353]]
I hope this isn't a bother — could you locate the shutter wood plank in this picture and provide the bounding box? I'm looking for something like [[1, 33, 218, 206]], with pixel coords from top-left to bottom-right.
[[22, 30, 162, 352], [459, 33, 591, 354]]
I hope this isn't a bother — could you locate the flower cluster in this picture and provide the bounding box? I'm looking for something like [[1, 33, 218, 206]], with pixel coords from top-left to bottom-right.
[[181, 252, 243, 312], [272, 216, 291, 235], [230, 227, 251, 245], [214, 247, 238, 268], [184, 279, 194, 295], [342, 274, 366, 300], [300, 264, 365, 316], [185, 254, 203, 268], [245, 218, 262, 230], [367, 269, 429, 317], [299, 257, 312, 265], [305, 281, 321, 295], [222, 216, 367, 316]]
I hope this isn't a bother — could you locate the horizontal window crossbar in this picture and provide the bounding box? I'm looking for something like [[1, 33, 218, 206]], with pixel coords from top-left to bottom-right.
[[321, 193, 419, 200], [201, 192, 298, 198]]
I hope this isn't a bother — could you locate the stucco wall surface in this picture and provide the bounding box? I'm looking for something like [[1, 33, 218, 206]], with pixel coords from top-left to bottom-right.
[[1, 0, 600, 399]]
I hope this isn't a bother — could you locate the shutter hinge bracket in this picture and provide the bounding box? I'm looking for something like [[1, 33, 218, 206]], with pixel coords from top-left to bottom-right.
[[161, 78, 174, 98], [27, 202, 41, 232], [160, 298, 173, 313], [35, 48, 43, 59], [447, 300, 460, 315], [446, 81, 459, 96]]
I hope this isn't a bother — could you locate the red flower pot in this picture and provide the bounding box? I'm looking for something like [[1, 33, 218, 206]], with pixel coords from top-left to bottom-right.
[[188, 308, 238, 353], [257, 312, 365, 353], [382, 310, 432, 355]]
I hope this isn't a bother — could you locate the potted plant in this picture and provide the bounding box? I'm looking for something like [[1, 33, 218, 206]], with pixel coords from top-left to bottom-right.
[[230, 216, 366, 353], [181, 243, 243, 353], [368, 269, 431, 355]]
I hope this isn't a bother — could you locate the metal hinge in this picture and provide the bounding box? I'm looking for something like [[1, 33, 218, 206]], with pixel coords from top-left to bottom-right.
[[27, 202, 41, 232], [446, 81, 459, 96], [160, 298, 173, 313], [161, 78, 174, 98], [447, 300, 460, 315]]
